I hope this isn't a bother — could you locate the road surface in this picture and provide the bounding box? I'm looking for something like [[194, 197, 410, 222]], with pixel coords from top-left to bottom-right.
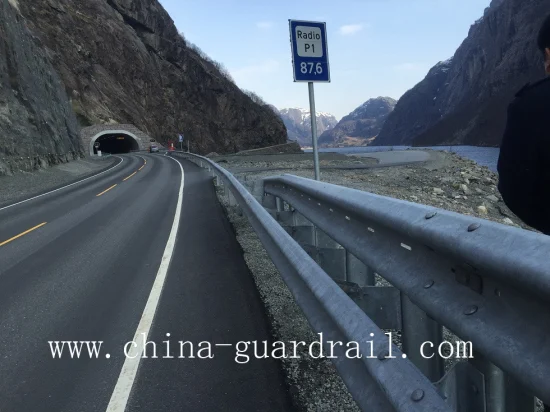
[[349, 150, 431, 165], [0, 153, 292, 412]]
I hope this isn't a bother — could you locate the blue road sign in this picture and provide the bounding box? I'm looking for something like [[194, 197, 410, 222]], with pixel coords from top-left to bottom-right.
[[289, 20, 330, 83], [178, 134, 184, 142]]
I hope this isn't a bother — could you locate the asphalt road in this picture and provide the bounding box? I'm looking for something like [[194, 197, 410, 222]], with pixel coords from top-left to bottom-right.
[[0, 153, 292, 412]]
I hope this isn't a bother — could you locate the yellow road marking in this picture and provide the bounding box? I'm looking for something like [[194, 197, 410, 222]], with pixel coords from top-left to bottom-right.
[[138, 165, 145, 171], [123, 172, 137, 181], [0, 222, 47, 247], [97, 184, 117, 197]]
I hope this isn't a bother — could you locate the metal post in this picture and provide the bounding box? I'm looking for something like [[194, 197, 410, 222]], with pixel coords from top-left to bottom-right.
[[262, 194, 277, 210], [401, 294, 444, 382], [346, 251, 375, 286], [308, 82, 320, 181], [187, 140, 189, 153], [470, 352, 535, 412], [275, 197, 283, 212]]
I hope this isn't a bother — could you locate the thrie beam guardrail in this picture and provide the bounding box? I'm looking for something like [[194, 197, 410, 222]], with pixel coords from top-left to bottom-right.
[[172, 152, 550, 412]]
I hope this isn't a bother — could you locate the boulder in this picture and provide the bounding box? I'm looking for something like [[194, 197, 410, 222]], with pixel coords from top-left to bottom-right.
[[477, 205, 488, 215]]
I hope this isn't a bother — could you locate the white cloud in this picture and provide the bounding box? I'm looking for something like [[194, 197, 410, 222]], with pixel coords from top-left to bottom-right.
[[231, 59, 280, 79], [339, 24, 364, 36], [256, 21, 274, 30], [393, 63, 426, 72]]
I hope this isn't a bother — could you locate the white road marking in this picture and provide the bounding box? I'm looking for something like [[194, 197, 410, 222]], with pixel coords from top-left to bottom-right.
[[105, 155, 185, 412], [0, 156, 124, 212]]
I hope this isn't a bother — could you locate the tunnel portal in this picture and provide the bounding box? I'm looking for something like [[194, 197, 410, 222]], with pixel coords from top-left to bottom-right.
[[92, 133, 140, 154]]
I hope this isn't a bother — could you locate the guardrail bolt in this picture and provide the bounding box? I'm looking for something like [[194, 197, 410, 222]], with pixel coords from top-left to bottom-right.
[[411, 389, 424, 402], [468, 223, 481, 232], [424, 280, 434, 289], [425, 211, 437, 219], [464, 305, 478, 315]]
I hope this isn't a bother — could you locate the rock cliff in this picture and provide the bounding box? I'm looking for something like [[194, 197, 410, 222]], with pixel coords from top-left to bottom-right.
[[375, 0, 547, 147], [17, 0, 286, 154], [278, 108, 338, 147], [0, 0, 81, 176], [319, 97, 396, 147]]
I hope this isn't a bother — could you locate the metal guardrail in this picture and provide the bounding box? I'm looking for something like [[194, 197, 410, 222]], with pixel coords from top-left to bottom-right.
[[172, 152, 550, 412]]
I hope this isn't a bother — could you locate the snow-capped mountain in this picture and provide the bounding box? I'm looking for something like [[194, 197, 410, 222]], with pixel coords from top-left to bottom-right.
[[318, 97, 396, 147], [278, 108, 338, 147]]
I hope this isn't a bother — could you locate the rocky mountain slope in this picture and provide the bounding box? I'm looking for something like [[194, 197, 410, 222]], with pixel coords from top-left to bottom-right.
[[318, 97, 396, 147], [375, 0, 547, 147], [17, 0, 286, 154], [0, 0, 81, 175], [278, 108, 337, 147]]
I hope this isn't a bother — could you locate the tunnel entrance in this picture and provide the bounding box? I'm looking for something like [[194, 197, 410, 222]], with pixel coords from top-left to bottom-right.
[[92, 133, 140, 154]]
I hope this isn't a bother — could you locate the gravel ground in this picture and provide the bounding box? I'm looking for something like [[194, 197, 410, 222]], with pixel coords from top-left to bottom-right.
[[0, 156, 117, 207], [224, 150, 530, 231], [211, 150, 545, 411]]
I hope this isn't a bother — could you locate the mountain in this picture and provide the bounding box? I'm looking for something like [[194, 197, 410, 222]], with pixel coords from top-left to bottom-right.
[[318, 97, 396, 147], [16, 0, 286, 154], [375, 0, 547, 147], [0, 0, 81, 176], [278, 108, 338, 147]]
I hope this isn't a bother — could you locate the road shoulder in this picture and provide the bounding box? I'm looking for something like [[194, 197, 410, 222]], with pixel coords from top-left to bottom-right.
[[127, 157, 294, 412], [0, 156, 118, 208]]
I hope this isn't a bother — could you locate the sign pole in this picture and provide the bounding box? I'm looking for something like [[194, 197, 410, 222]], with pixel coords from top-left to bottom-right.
[[308, 82, 320, 180], [187, 140, 189, 153], [289, 19, 330, 182]]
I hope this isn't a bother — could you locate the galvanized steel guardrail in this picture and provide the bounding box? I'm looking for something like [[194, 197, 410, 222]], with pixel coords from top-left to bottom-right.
[[172, 151, 550, 412]]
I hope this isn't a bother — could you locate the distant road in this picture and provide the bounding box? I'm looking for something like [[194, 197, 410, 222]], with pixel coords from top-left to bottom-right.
[[0, 154, 291, 411], [229, 150, 432, 174], [349, 150, 431, 165]]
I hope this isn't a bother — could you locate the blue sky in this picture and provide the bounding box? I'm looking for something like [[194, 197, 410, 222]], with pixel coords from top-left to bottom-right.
[[159, 0, 490, 120]]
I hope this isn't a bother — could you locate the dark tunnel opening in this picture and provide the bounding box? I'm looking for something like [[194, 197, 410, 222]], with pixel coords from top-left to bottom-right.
[[93, 134, 139, 154]]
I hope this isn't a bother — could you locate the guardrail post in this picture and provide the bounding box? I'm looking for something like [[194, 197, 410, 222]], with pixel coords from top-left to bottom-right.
[[263, 194, 277, 209], [275, 197, 283, 212], [470, 352, 535, 412], [314, 229, 346, 281], [401, 294, 444, 382], [346, 251, 375, 287]]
